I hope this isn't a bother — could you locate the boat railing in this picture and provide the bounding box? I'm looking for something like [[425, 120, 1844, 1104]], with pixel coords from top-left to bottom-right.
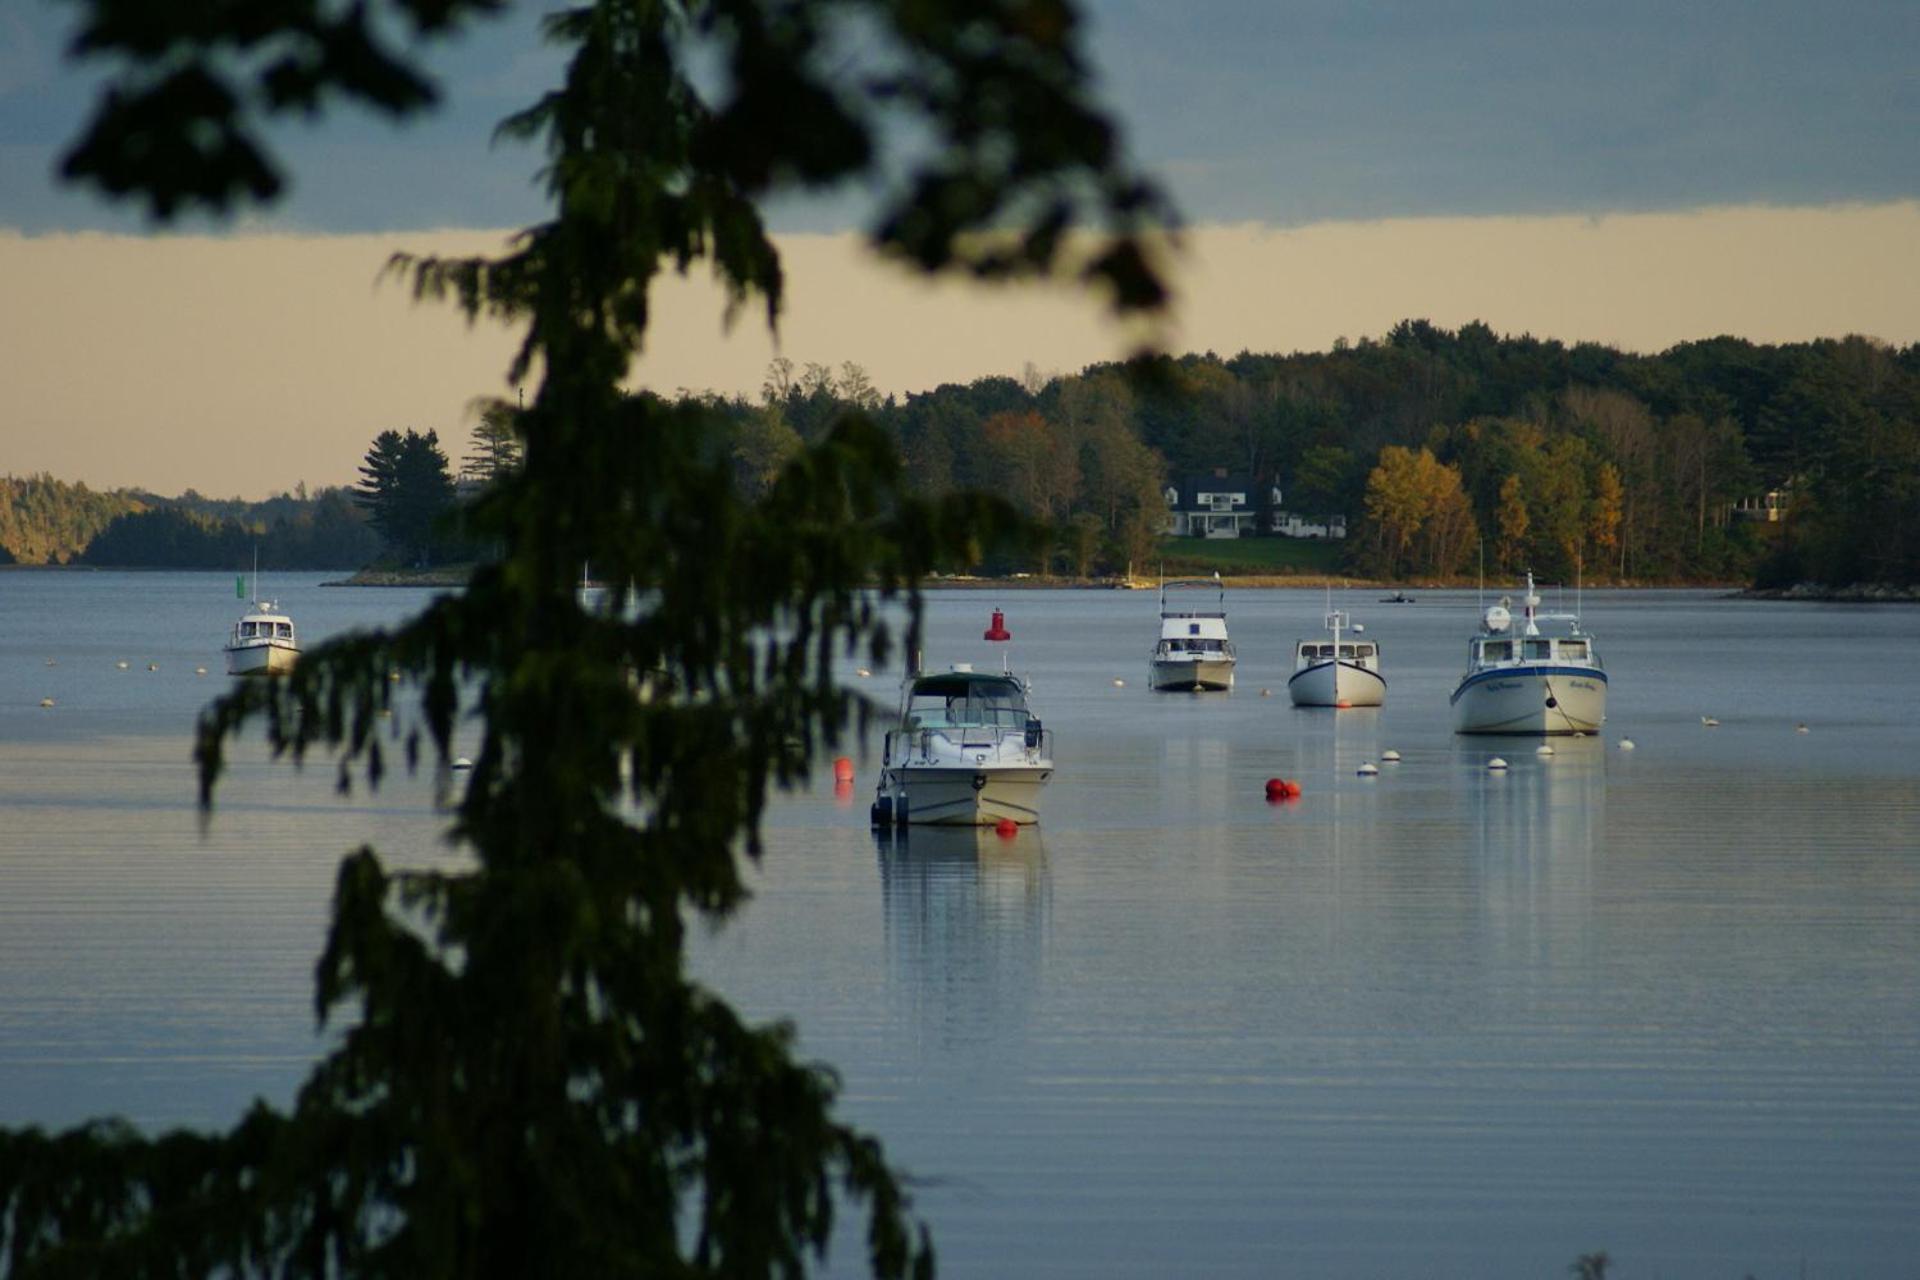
[[886, 723, 1051, 763]]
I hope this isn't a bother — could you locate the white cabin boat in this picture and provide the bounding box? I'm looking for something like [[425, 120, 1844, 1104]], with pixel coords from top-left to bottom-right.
[[872, 665, 1053, 826], [1148, 578, 1236, 691], [225, 602, 299, 677], [1451, 571, 1606, 735], [1288, 608, 1385, 707]]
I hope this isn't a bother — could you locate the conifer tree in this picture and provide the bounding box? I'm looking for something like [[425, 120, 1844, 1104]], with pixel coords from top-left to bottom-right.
[[0, 1, 1170, 1276]]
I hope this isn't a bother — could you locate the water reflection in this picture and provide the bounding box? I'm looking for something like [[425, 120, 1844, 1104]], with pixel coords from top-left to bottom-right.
[[874, 826, 1049, 1052], [1457, 734, 1607, 963]]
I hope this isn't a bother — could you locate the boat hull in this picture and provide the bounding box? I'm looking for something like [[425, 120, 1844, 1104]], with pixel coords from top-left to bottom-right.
[[1451, 666, 1606, 734], [881, 765, 1052, 826], [1287, 660, 1386, 708], [225, 641, 298, 677], [1148, 658, 1236, 692]]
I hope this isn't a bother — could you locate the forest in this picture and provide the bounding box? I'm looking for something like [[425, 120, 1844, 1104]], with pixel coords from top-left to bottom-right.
[[8, 322, 1917, 586], [706, 322, 1920, 587], [0, 475, 380, 568]]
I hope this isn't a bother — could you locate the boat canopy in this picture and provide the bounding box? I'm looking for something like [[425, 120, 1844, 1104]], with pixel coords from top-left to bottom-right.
[[905, 672, 1031, 728]]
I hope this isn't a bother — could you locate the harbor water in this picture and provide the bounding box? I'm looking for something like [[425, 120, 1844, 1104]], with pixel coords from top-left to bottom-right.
[[2, 572, 1917, 1276]]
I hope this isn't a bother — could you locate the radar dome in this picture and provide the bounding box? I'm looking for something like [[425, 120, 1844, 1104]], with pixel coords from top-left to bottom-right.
[[1483, 605, 1512, 633]]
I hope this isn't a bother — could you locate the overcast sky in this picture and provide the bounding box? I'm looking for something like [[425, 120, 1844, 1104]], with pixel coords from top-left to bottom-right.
[[4, 0, 1915, 233], [1, 1, 1916, 497]]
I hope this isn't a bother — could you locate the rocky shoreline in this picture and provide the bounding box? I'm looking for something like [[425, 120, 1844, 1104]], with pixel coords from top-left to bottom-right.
[[323, 566, 473, 587], [1736, 581, 1920, 602]]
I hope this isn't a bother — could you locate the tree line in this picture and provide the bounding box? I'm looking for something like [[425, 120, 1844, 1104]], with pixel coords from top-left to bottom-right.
[[680, 324, 1919, 587], [10, 326, 1917, 586], [1, 408, 520, 570]]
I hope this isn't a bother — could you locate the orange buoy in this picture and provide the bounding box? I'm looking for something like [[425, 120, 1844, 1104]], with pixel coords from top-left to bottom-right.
[[1265, 778, 1289, 801], [995, 817, 1019, 838], [833, 756, 854, 782], [983, 608, 1012, 642]]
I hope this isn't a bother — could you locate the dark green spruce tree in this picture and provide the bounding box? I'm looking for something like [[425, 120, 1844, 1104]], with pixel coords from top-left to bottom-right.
[[356, 428, 457, 566], [0, 1, 1169, 1277]]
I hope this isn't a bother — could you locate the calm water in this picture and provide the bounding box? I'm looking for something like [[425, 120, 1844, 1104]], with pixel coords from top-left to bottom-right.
[[3, 572, 1918, 1277]]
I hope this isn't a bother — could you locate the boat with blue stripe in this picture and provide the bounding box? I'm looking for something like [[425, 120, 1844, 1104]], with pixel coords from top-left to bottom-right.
[[1451, 571, 1606, 735]]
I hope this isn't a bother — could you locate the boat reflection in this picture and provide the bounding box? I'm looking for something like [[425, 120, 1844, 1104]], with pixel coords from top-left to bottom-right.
[[873, 824, 1050, 1050], [1456, 733, 1607, 956]]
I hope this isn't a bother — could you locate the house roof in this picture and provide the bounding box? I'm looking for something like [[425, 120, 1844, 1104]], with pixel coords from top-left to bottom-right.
[[1168, 471, 1259, 505]]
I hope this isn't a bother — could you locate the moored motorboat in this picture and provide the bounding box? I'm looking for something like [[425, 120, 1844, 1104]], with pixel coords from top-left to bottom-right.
[[225, 602, 299, 676], [871, 663, 1053, 826], [1288, 607, 1385, 707], [1450, 571, 1606, 734], [224, 556, 299, 677], [1148, 576, 1236, 691]]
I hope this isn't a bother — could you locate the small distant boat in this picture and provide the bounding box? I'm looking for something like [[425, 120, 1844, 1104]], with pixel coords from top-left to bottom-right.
[[225, 601, 299, 676], [224, 555, 298, 677], [1288, 606, 1385, 708], [872, 662, 1053, 827], [1451, 571, 1606, 735], [1379, 590, 1415, 604], [1148, 576, 1236, 692], [1113, 560, 1153, 590]]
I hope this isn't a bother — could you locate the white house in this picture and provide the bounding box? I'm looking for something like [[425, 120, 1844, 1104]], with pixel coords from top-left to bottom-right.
[[1165, 469, 1267, 538], [1166, 468, 1349, 539]]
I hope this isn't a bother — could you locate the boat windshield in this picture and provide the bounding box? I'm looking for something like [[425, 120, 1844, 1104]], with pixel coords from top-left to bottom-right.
[[905, 675, 1031, 729]]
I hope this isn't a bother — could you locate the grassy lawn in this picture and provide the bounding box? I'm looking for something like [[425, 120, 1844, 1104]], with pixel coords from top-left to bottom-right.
[[1150, 536, 1346, 577]]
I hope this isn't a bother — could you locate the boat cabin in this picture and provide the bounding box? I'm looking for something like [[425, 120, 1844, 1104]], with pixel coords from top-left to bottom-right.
[[903, 670, 1034, 731], [1468, 636, 1595, 666], [1156, 611, 1230, 647], [234, 617, 295, 643], [1297, 640, 1378, 664]]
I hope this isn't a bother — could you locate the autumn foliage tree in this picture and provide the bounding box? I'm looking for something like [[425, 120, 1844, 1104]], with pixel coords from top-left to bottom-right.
[[1359, 445, 1479, 578]]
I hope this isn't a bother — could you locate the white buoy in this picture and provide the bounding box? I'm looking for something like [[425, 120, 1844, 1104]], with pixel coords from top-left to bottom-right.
[[115, 660, 129, 670], [855, 668, 871, 678], [1357, 762, 1379, 776], [451, 757, 474, 771], [147, 662, 158, 672], [1487, 757, 1509, 771], [1381, 749, 1402, 762], [195, 666, 208, 676], [1112, 678, 1125, 687], [1536, 744, 1555, 756], [39, 697, 54, 708], [1618, 737, 1636, 751], [1259, 688, 1272, 697], [1795, 723, 1809, 734], [1700, 715, 1720, 727]]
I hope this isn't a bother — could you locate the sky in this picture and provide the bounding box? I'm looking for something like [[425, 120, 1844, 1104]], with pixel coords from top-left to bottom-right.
[[1, 0, 1917, 497]]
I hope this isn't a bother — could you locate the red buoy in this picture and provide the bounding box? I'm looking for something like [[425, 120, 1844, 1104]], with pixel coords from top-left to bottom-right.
[[983, 608, 1011, 642], [1265, 777, 1303, 802], [833, 756, 854, 782], [995, 817, 1019, 838]]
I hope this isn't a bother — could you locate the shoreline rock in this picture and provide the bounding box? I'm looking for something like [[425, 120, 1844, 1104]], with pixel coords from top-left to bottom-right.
[[1736, 581, 1920, 603], [324, 566, 473, 588]]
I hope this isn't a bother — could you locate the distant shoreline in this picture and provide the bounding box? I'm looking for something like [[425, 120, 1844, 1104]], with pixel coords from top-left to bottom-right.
[[8, 562, 1913, 600], [322, 566, 473, 587]]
